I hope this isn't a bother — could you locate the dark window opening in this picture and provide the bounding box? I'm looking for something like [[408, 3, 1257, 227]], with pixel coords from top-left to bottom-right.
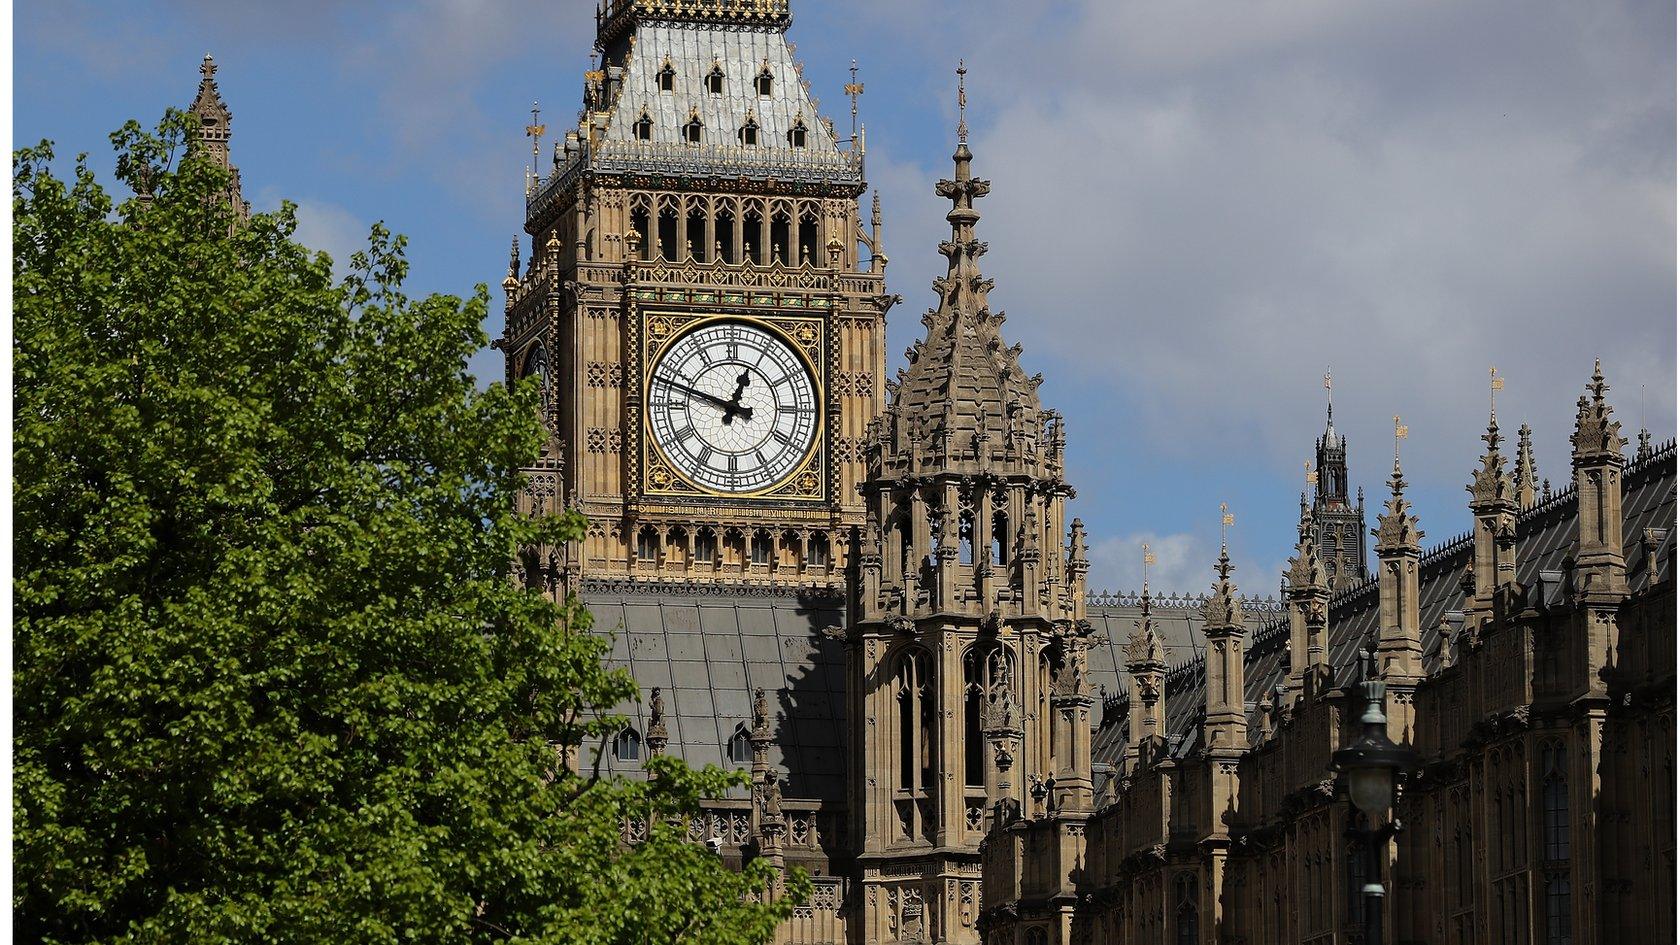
[[743, 212, 764, 264], [751, 530, 773, 566], [630, 207, 650, 260], [657, 208, 678, 261], [613, 728, 642, 761], [787, 118, 807, 148], [727, 724, 752, 764], [686, 209, 707, 262], [797, 214, 818, 266], [770, 215, 790, 265], [993, 511, 1009, 565], [706, 64, 724, 94], [695, 529, 717, 563], [739, 118, 760, 146], [657, 62, 675, 92], [636, 527, 658, 563], [684, 117, 703, 144], [809, 532, 830, 567], [633, 111, 653, 141], [715, 209, 736, 263], [958, 512, 975, 565], [755, 67, 773, 96]]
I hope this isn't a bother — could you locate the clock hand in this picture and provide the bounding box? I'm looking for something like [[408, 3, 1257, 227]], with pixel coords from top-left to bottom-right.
[[658, 376, 754, 422], [722, 371, 754, 425]]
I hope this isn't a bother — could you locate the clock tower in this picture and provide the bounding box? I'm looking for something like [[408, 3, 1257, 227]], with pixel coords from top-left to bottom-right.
[[501, 0, 893, 593]]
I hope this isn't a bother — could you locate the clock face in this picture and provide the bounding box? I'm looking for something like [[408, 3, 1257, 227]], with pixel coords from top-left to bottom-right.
[[647, 320, 820, 495]]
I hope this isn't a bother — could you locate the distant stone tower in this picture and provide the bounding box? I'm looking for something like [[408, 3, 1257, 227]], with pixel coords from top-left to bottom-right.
[[1313, 385, 1368, 589], [843, 80, 1092, 945], [186, 54, 248, 222]]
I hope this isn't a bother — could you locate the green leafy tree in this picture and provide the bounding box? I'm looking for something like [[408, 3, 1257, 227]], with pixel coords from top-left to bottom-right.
[[14, 112, 806, 945]]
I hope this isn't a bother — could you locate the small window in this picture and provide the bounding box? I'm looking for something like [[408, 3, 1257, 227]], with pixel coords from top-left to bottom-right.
[[633, 110, 653, 141], [657, 61, 675, 92], [992, 511, 1009, 565], [755, 65, 773, 96], [613, 728, 642, 761], [706, 63, 724, 95], [727, 724, 752, 764], [636, 527, 658, 562], [809, 532, 830, 567], [684, 116, 704, 144], [751, 530, 773, 566], [739, 117, 759, 147], [787, 118, 807, 149], [695, 528, 718, 563]]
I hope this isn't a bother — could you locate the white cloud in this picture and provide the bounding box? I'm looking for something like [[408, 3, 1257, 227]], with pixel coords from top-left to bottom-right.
[[1088, 530, 1288, 603], [288, 197, 369, 279]]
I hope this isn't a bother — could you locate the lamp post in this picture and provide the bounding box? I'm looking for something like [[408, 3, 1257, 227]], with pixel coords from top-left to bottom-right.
[[1331, 646, 1419, 945]]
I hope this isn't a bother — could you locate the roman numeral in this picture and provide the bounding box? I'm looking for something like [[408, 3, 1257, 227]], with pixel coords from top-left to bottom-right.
[[697, 446, 713, 466]]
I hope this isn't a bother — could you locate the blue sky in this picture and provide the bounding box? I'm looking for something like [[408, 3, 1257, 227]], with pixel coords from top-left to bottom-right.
[[16, 0, 1675, 595]]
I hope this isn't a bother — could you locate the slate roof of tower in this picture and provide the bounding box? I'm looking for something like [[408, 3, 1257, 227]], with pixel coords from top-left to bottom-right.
[[585, 584, 1284, 801], [1090, 440, 1678, 773]]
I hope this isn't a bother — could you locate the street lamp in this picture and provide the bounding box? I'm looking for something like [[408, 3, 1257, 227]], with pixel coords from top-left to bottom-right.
[[1331, 646, 1420, 945]]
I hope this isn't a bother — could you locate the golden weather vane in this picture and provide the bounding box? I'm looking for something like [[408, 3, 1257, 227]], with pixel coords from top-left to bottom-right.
[[1141, 541, 1156, 587], [526, 101, 546, 165], [1220, 501, 1234, 549], [1489, 365, 1504, 415], [844, 59, 864, 145], [1304, 459, 1318, 486], [1393, 414, 1408, 464]]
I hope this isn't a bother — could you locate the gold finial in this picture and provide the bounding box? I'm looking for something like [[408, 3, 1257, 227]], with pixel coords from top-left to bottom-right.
[[955, 60, 968, 144], [1393, 414, 1408, 464], [1142, 541, 1156, 587], [1220, 501, 1234, 550], [844, 59, 864, 145], [1304, 459, 1318, 486], [526, 101, 546, 166], [1489, 365, 1504, 416]]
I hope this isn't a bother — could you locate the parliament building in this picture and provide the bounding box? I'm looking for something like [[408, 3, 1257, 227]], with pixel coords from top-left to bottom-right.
[[193, 1, 1679, 942]]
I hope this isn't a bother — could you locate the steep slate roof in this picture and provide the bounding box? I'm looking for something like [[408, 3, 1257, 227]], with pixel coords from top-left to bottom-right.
[[602, 22, 840, 154], [1091, 441, 1678, 771], [587, 585, 1283, 801]]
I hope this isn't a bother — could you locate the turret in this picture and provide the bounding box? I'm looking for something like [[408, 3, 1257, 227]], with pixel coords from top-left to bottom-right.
[[1466, 372, 1518, 626], [1202, 539, 1248, 751], [1285, 495, 1330, 699], [1374, 428, 1424, 741], [1571, 360, 1629, 600], [1513, 423, 1539, 507], [1126, 586, 1167, 768]]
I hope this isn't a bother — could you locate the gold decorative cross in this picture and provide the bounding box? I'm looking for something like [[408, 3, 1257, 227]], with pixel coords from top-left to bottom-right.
[[525, 101, 546, 165], [844, 59, 864, 144]]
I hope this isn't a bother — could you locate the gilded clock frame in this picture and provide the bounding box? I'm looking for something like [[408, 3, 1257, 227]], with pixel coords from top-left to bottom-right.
[[639, 309, 827, 502]]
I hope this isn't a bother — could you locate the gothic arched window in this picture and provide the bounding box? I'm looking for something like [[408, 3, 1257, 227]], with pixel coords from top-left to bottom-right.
[[636, 526, 659, 563], [755, 65, 773, 96], [993, 511, 1010, 566], [613, 727, 642, 761], [751, 529, 773, 567], [787, 117, 807, 148], [895, 648, 934, 794], [739, 116, 760, 147], [958, 511, 975, 565], [962, 644, 1013, 788], [633, 109, 653, 141], [1541, 740, 1571, 944], [657, 60, 675, 92], [1174, 873, 1198, 945], [808, 532, 830, 568], [684, 115, 704, 144], [694, 527, 718, 564], [727, 724, 752, 765], [706, 62, 725, 94]]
